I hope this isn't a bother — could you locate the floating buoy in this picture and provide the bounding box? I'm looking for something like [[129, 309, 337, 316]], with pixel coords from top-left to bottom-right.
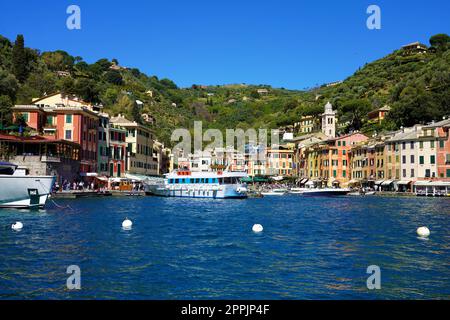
[[11, 221, 23, 231], [252, 224, 263, 233], [417, 226, 430, 238], [122, 218, 133, 229]]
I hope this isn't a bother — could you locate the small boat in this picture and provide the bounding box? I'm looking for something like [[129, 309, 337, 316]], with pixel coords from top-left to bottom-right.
[[0, 162, 56, 208], [261, 188, 287, 196], [301, 187, 350, 196], [289, 187, 306, 194]]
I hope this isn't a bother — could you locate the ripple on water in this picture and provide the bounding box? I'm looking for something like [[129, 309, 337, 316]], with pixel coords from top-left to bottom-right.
[[0, 196, 449, 299]]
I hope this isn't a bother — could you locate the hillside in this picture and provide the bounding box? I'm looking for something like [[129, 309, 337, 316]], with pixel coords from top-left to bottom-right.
[[0, 33, 449, 146]]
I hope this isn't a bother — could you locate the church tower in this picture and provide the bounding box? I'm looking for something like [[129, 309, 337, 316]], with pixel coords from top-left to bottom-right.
[[321, 102, 336, 138]]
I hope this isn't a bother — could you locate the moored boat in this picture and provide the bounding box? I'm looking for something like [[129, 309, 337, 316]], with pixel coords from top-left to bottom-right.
[[261, 188, 287, 196], [0, 162, 56, 208], [144, 170, 248, 199], [301, 187, 350, 196]]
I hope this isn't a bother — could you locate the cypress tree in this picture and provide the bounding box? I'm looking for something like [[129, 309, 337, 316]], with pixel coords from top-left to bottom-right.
[[12, 34, 27, 82]]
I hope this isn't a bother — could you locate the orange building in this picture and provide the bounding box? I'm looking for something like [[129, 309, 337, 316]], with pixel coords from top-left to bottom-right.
[[13, 105, 99, 175], [307, 132, 368, 187]]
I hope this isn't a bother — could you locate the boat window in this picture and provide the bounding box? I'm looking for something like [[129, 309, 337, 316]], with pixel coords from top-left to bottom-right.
[[186, 178, 191, 183], [224, 177, 232, 184], [175, 179, 179, 184], [181, 179, 186, 184], [218, 178, 224, 184], [169, 179, 174, 184], [212, 178, 218, 183], [195, 178, 200, 184]]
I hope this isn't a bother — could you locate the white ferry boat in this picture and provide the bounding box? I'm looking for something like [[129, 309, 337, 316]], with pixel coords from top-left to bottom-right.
[[144, 170, 248, 199], [0, 162, 56, 208]]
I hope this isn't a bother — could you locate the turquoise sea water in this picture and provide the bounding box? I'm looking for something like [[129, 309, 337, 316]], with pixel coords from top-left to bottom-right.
[[0, 195, 449, 299]]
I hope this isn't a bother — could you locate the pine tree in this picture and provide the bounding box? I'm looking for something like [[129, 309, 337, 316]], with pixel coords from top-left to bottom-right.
[[12, 35, 27, 82]]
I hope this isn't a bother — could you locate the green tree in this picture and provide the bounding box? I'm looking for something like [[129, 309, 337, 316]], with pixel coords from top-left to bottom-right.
[[0, 95, 13, 127], [0, 68, 18, 100], [429, 33, 450, 51], [340, 99, 371, 131], [104, 70, 123, 85], [12, 35, 27, 82]]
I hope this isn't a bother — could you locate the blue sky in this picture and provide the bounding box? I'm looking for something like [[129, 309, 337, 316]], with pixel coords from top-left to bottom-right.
[[0, 0, 448, 89]]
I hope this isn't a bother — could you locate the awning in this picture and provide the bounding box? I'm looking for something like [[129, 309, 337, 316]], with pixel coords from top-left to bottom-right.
[[305, 181, 315, 186], [95, 176, 108, 182], [80, 172, 98, 177], [299, 178, 308, 184], [348, 179, 360, 184], [428, 181, 450, 187], [397, 180, 412, 185], [382, 180, 394, 185], [414, 181, 432, 186], [375, 180, 384, 185], [332, 180, 340, 184]]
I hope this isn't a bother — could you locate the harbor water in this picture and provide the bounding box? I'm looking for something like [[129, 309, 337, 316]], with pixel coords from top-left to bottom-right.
[[0, 195, 449, 299]]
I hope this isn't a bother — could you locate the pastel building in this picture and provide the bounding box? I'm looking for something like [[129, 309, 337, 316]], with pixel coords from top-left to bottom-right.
[[110, 114, 158, 176], [323, 133, 368, 186], [265, 147, 294, 177], [422, 119, 450, 181], [13, 104, 99, 175]]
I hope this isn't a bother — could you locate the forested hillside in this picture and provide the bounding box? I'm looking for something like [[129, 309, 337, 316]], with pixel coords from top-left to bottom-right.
[[0, 33, 449, 145]]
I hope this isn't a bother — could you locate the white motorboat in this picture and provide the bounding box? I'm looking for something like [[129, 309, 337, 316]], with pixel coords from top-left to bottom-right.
[[144, 170, 248, 199], [0, 162, 56, 208], [261, 188, 287, 196], [289, 187, 306, 194]]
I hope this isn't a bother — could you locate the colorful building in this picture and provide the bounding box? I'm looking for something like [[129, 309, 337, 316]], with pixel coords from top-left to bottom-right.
[[110, 114, 158, 176], [265, 147, 294, 177], [13, 105, 99, 175]]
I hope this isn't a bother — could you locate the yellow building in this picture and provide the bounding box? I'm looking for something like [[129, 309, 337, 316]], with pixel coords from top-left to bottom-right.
[[110, 114, 158, 176], [266, 147, 294, 177]]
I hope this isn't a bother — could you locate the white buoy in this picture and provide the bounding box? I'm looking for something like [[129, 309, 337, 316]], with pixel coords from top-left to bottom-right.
[[252, 224, 263, 233], [417, 226, 430, 238], [11, 221, 23, 231], [122, 218, 133, 229]]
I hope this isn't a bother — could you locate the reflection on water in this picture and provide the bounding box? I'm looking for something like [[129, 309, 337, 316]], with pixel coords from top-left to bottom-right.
[[0, 195, 449, 299]]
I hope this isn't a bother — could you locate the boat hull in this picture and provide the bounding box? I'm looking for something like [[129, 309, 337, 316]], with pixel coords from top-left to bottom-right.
[[0, 175, 55, 208], [301, 189, 350, 196], [145, 184, 247, 199], [261, 192, 286, 196]]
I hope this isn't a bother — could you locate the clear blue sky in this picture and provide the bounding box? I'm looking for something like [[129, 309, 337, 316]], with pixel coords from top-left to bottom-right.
[[0, 0, 448, 89]]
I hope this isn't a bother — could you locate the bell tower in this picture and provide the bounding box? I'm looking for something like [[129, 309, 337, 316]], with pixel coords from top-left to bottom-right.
[[321, 102, 336, 138]]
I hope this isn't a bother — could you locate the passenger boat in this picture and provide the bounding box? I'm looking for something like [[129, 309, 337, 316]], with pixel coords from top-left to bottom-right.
[[301, 187, 350, 196], [0, 162, 56, 208], [144, 170, 248, 199]]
